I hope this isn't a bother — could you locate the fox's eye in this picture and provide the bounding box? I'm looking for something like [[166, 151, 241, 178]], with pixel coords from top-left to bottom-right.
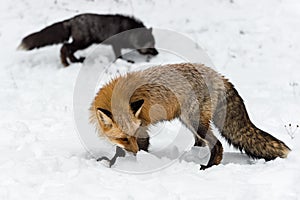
[[119, 138, 129, 142], [105, 124, 112, 129]]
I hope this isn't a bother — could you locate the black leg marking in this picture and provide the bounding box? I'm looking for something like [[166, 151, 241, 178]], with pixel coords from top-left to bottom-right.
[[137, 137, 150, 152]]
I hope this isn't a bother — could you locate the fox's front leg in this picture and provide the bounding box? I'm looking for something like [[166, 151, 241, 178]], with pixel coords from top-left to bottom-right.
[[137, 137, 150, 151], [112, 45, 135, 63], [136, 127, 150, 151]]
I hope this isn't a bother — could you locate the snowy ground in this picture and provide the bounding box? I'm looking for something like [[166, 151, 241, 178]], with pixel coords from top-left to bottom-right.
[[1, 0, 300, 199]]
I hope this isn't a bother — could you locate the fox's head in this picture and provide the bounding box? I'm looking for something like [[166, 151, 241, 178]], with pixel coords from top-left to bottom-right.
[[133, 28, 159, 56], [96, 99, 145, 153]]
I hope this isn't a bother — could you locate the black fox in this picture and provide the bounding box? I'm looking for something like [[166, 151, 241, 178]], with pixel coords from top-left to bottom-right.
[[18, 13, 158, 66]]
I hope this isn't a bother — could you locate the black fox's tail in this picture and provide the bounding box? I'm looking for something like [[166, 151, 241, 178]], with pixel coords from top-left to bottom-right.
[[213, 81, 290, 161], [18, 20, 70, 50]]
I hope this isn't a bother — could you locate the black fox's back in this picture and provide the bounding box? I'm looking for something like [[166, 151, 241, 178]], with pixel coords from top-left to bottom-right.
[[18, 13, 155, 66], [68, 14, 145, 43], [19, 14, 145, 50]]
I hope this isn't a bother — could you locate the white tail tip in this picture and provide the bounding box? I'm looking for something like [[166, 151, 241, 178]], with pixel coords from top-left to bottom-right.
[[17, 43, 27, 51]]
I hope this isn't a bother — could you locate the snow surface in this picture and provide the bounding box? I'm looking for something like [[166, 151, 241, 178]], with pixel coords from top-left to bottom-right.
[[1, 0, 300, 199]]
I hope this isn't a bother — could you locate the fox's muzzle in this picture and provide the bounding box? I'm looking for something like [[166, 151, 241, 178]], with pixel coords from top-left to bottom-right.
[[138, 48, 159, 56]]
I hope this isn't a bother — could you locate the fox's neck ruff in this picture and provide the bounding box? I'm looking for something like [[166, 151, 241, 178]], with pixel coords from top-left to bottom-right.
[[110, 73, 144, 135]]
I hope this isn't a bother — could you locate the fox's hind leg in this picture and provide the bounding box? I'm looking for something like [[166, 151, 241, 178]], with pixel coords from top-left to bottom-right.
[[194, 113, 223, 169], [60, 44, 70, 66], [67, 41, 90, 63], [60, 41, 90, 66], [181, 114, 223, 169], [195, 119, 223, 170]]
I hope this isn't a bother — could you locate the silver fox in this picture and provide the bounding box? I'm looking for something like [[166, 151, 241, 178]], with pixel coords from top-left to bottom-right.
[[18, 13, 158, 66]]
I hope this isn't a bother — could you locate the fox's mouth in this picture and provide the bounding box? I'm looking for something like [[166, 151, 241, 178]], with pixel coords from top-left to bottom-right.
[[115, 144, 137, 154], [124, 147, 138, 154]]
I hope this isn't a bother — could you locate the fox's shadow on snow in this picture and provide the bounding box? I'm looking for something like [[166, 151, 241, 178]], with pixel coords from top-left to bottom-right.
[[152, 146, 255, 166], [86, 46, 154, 65], [221, 152, 254, 165], [92, 147, 255, 168], [169, 151, 255, 166], [179, 151, 255, 166]]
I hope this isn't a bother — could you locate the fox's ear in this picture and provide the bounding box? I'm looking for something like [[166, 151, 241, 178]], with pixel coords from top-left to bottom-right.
[[148, 27, 153, 32], [97, 108, 113, 125], [130, 99, 144, 118]]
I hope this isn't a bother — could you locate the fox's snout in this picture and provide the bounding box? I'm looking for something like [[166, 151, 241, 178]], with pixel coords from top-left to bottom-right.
[[113, 136, 139, 154], [138, 48, 159, 56], [148, 48, 159, 55]]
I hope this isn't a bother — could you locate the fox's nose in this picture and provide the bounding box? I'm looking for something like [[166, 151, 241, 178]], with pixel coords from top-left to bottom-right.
[[125, 148, 138, 155], [151, 48, 159, 55]]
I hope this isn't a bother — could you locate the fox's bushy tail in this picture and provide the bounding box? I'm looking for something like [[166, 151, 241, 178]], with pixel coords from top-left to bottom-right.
[[18, 20, 70, 50], [213, 81, 290, 161]]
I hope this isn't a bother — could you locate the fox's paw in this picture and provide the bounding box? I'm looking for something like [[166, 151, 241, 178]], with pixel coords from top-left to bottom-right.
[[78, 57, 86, 63], [127, 59, 135, 64], [200, 165, 209, 170]]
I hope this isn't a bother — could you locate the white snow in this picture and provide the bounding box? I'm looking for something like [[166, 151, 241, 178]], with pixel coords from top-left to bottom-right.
[[1, 0, 300, 199]]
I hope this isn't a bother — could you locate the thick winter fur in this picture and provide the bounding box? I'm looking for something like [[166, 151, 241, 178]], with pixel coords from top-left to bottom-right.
[[90, 63, 290, 169], [18, 13, 158, 66]]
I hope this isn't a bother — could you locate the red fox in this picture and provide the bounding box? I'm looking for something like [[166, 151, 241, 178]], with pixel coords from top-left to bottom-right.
[[90, 63, 290, 169]]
